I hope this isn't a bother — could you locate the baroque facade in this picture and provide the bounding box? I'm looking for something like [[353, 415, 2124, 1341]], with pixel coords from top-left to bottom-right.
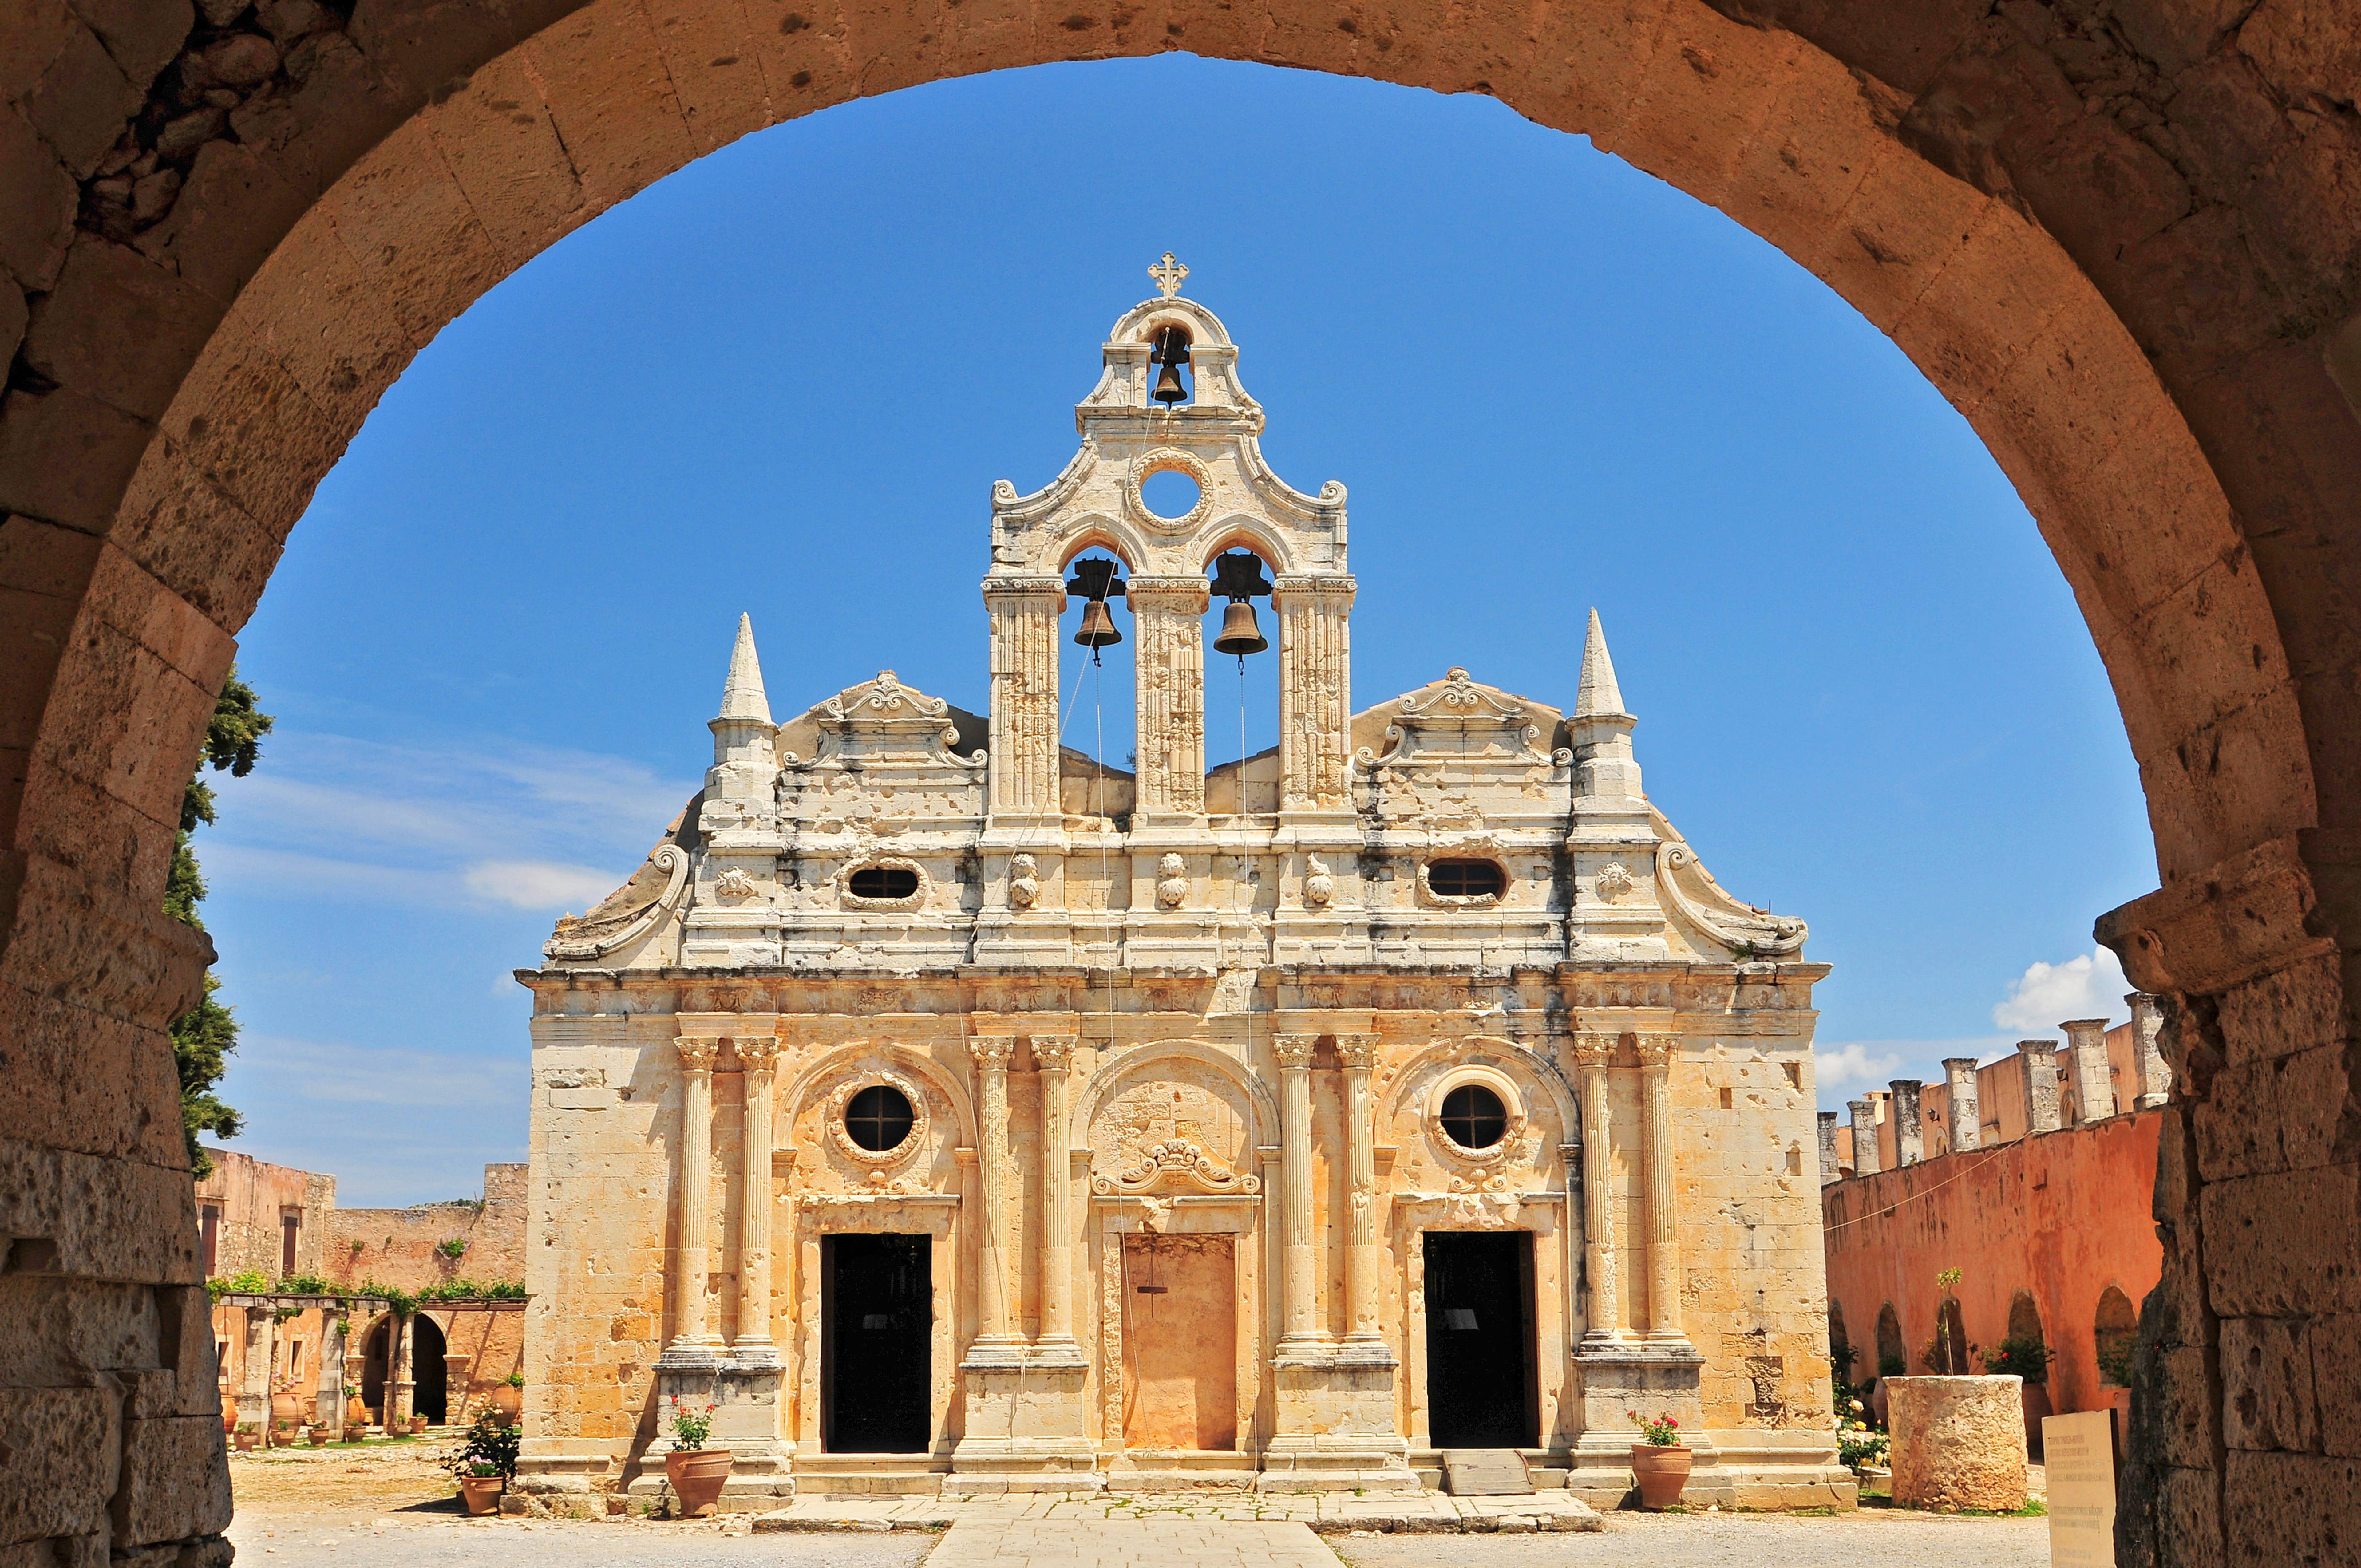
[[517, 265, 1846, 1507]]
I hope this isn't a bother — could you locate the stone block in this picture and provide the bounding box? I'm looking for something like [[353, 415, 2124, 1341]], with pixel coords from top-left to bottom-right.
[[62, 0, 192, 88], [110, 460, 284, 631], [0, 385, 158, 537], [2154, 1344, 2222, 1469], [2308, 1313, 2361, 1457], [2219, 1317, 2315, 1452], [311, 115, 503, 346], [1886, 1376, 2027, 1512], [18, 14, 140, 174], [2193, 1059, 2288, 1180], [0, 1275, 156, 1388], [112, 1414, 233, 1545], [641, 0, 771, 154], [2202, 1163, 2361, 1317], [2223, 1451, 2361, 1566], [0, 1387, 117, 1542], [0, 109, 77, 293], [522, 6, 695, 209], [2215, 949, 2347, 1066], [0, 1133, 202, 1286], [34, 587, 223, 834], [417, 52, 588, 270], [133, 138, 314, 308], [22, 238, 229, 422], [2155, 1465, 2225, 1568], [152, 319, 338, 537], [2270, 1044, 2353, 1172]]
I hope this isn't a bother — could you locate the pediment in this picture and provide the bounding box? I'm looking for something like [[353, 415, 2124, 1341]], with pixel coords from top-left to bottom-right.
[[779, 672, 987, 772], [1353, 668, 1566, 770]]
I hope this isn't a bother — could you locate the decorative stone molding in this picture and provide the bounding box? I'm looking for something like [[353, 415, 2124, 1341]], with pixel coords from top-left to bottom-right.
[[1272, 1033, 1318, 1069], [1654, 842, 1805, 957], [1568, 1032, 1618, 1069], [1030, 1035, 1077, 1070], [1301, 854, 1334, 908], [713, 866, 758, 901], [1124, 448, 1216, 533], [674, 1037, 721, 1073], [823, 1070, 930, 1167], [1092, 1141, 1260, 1196], [733, 1036, 784, 1070], [1423, 1062, 1529, 1166], [1333, 1033, 1379, 1071], [1007, 855, 1039, 910], [544, 844, 688, 961], [838, 855, 928, 912], [1633, 1033, 1682, 1069], [1594, 862, 1634, 903], [1155, 853, 1189, 909]]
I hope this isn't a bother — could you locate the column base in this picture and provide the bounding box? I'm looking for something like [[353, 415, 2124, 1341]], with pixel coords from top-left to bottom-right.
[[946, 1356, 1101, 1493], [643, 1353, 790, 1484], [1260, 1346, 1417, 1491]]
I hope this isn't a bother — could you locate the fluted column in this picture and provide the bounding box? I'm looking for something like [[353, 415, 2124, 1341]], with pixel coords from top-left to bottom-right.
[[1635, 1033, 1683, 1341], [1942, 1057, 1982, 1151], [1275, 575, 1355, 812], [1129, 576, 1209, 820], [733, 1036, 781, 1362], [983, 578, 1064, 820], [1033, 1037, 1080, 1350], [1275, 1033, 1320, 1347], [1571, 1033, 1620, 1342], [1335, 1034, 1385, 1348], [969, 1039, 1019, 1349], [1847, 1098, 1880, 1175], [667, 1036, 722, 1355]]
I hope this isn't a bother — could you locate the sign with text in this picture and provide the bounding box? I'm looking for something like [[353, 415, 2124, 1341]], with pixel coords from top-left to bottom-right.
[[2044, 1409, 2117, 1567]]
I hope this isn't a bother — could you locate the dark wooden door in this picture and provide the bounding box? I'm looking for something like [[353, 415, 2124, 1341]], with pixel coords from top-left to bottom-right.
[[821, 1233, 931, 1453], [1424, 1230, 1537, 1448]]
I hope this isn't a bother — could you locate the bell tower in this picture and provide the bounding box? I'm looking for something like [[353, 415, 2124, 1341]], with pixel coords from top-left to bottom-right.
[[978, 258, 1358, 966]]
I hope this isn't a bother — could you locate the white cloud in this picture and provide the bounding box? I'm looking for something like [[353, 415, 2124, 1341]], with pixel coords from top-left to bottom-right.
[[463, 859, 628, 911], [1992, 946, 2131, 1034]]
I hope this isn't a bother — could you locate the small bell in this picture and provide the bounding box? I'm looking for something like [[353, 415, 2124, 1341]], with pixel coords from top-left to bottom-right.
[[1213, 598, 1267, 657], [1152, 362, 1187, 406], [1149, 324, 1191, 408], [1075, 598, 1122, 649]]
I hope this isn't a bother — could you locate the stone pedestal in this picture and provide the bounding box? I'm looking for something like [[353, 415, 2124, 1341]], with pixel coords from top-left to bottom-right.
[[626, 1353, 795, 1505], [1257, 1347, 1415, 1491], [1887, 1376, 2028, 1512], [1564, 1341, 1714, 1503], [943, 1349, 1101, 1494]]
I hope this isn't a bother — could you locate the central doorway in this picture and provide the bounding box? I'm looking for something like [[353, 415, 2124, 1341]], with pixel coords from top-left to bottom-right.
[[1424, 1230, 1537, 1448], [821, 1232, 931, 1452], [1121, 1233, 1237, 1450]]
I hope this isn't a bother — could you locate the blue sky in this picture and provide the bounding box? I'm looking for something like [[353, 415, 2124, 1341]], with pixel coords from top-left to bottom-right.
[[195, 56, 2157, 1205]]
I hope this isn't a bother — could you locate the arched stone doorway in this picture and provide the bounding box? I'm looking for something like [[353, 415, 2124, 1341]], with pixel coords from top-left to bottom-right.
[[1874, 1302, 1905, 1383], [359, 1317, 391, 1421], [4, 4, 2359, 1565], [413, 1316, 449, 1426]]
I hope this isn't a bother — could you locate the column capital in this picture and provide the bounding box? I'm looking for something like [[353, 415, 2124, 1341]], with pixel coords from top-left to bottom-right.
[[1333, 1034, 1379, 1070], [1030, 1036, 1079, 1070], [969, 1037, 1014, 1070], [982, 574, 1065, 601], [1570, 1032, 1618, 1069], [1128, 575, 1213, 610], [1273, 1034, 1318, 1068], [1634, 1033, 1682, 1069], [675, 1037, 721, 1073], [733, 1036, 784, 1071]]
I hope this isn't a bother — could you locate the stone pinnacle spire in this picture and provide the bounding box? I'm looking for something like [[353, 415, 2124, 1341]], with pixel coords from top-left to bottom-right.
[[718, 612, 772, 725], [1574, 608, 1629, 719]]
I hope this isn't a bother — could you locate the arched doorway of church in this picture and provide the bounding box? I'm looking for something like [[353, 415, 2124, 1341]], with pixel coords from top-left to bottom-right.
[[413, 1317, 449, 1426]]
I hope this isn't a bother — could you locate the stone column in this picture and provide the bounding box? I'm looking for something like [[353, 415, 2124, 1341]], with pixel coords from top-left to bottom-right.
[[1274, 575, 1355, 812], [983, 577, 1064, 820], [1033, 1036, 1080, 1351], [1274, 1033, 1320, 1347], [2129, 993, 2172, 1107], [1817, 1111, 1840, 1186], [316, 1312, 345, 1431], [387, 1313, 413, 1429], [1571, 1033, 1620, 1341], [1847, 1099, 1880, 1176], [968, 1039, 1020, 1352], [239, 1305, 271, 1430], [1636, 1033, 1684, 1340], [733, 1036, 781, 1363], [1942, 1058, 1981, 1151], [1889, 1079, 1924, 1167], [1335, 1034, 1385, 1348], [665, 1036, 723, 1356], [2019, 1041, 2063, 1132], [2061, 1017, 2114, 1123], [1129, 576, 1209, 820]]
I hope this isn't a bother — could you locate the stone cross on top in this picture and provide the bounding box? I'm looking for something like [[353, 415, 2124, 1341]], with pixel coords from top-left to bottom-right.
[[1149, 251, 1188, 298]]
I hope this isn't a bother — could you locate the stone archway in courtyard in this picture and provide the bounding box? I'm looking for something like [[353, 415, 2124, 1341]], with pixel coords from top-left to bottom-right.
[[4, 3, 2359, 1566]]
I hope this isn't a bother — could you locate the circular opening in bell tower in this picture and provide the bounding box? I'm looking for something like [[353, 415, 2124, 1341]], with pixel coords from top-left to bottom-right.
[[1140, 468, 1201, 520]]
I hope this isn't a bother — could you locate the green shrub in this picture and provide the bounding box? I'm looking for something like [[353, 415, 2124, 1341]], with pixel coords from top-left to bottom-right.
[[1983, 1335, 2051, 1384]]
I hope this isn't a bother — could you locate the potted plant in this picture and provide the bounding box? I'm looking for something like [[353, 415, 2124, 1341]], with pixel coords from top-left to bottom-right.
[[408, 1413, 429, 1435], [345, 1384, 368, 1430], [1834, 1394, 1889, 1489], [307, 1426, 329, 1447], [1984, 1335, 2052, 1454], [220, 1390, 238, 1436], [1627, 1409, 1690, 1510], [493, 1371, 524, 1422], [233, 1427, 260, 1452], [444, 1409, 520, 1517], [662, 1397, 731, 1518]]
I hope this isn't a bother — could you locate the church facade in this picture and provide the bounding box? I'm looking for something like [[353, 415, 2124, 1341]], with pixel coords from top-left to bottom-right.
[[515, 262, 1848, 1507]]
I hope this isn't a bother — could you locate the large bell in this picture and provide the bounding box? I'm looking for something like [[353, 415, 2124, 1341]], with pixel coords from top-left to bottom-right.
[[1075, 598, 1122, 649], [1212, 598, 1267, 657], [1151, 362, 1188, 406]]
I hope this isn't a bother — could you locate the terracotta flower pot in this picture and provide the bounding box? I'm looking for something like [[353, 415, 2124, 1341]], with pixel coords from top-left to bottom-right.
[[271, 1390, 302, 1431], [221, 1394, 238, 1435], [308, 1429, 328, 1447], [408, 1415, 428, 1435], [234, 1431, 259, 1452], [492, 1385, 523, 1422], [664, 1448, 733, 1518], [1630, 1443, 1692, 1510], [347, 1395, 368, 1428], [459, 1476, 505, 1517], [343, 1429, 365, 1443]]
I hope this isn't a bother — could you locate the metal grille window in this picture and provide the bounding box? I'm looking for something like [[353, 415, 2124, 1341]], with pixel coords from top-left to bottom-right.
[[849, 866, 920, 900], [1427, 859, 1505, 899], [845, 1085, 916, 1152], [1440, 1084, 1509, 1151]]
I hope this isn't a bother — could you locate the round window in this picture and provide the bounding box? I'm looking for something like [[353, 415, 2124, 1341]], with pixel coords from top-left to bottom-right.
[[1439, 1084, 1509, 1151], [844, 1084, 916, 1151]]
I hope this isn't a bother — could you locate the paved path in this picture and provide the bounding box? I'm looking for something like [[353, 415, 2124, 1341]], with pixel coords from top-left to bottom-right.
[[1337, 1510, 2050, 1568], [738, 1489, 1601, 1536], [931, 1519, 1333, 1568]]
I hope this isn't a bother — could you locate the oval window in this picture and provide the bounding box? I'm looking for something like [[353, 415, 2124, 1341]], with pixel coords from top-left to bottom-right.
[[1427, 859, 1505, 899], [849, 865, 920, 900], [1439, 1084, 1509, 1151], [844, 1084, 916, 1152]]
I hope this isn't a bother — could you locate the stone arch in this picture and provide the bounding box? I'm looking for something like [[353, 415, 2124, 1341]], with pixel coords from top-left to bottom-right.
[[782, 1040, 978, 1153], [1193, 516, 1299, 577], [1829, 1298, 1853, 1382], [1069, 1039, 1277, 1155], [411, 1312, 449, 1425], [2095, 1284, 2139, 1388], [1378, 1035, 1581, 1149], [2007, 1287, 2045, 1350], [1053, 514, 1153, 575], [1874, 1302, 1906, 1381]]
